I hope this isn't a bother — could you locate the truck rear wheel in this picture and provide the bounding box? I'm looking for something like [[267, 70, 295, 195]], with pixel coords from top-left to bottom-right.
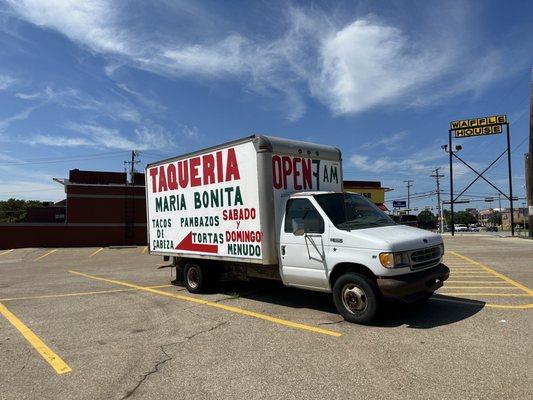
[[184, 262, 220, 293], [333, 273, 379, 324], [184, 263, 207, 293]]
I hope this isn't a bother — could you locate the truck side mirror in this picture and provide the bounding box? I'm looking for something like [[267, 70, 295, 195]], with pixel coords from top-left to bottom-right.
[[292, 218, 305, 236]]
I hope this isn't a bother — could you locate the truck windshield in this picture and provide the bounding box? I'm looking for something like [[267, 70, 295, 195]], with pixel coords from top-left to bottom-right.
[[314, 193, 395, 230]]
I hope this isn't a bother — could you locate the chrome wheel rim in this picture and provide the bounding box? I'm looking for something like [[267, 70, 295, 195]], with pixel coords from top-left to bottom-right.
[[186, 267, 200, 289], [341, 284, 367, 313]]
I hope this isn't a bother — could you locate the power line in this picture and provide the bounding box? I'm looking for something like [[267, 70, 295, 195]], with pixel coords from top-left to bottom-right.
[[0, 188, 62, 195], [0, 150, 129, 166]]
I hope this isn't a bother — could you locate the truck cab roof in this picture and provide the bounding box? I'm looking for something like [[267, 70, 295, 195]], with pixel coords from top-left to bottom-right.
[[285, 191, 337, 197]]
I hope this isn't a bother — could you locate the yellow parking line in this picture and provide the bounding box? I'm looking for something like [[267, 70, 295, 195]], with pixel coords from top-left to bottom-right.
[[443, 286, 520, 290], [69, 270, 342, 337], [446, 281, 507, 284], [438, 293, 531, 297], [449, 251, 533, 296], [0, 302, 71, 374], [485, 303, 533, 309], [0, 285, 172, 302], [450, 271, 492, 274], [33, 249, 57, 262], [432, 297, 533, 309], [141, 246, 148, 254], [89, 247, 104, 258], [0, 249, 14, 256]]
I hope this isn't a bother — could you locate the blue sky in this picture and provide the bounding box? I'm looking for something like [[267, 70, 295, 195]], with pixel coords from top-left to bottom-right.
[[0, 0, 532, 213]]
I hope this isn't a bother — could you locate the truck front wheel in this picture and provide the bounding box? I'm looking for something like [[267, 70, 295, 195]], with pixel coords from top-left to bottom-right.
[[333, 273, 379, 324]]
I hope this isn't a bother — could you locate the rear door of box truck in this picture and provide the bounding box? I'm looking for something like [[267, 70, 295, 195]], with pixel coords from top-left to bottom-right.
[[145, 138, 266, 264]]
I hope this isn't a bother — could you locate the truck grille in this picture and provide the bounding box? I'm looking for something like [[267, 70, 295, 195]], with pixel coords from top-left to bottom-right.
[[410, 246, 442, 270]]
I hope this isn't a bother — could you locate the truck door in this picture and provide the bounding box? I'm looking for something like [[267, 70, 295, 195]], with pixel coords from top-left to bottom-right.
[[279, 198, 329, 290]]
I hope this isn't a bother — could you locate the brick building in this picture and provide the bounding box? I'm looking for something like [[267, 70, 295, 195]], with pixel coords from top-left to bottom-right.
[[0, 169, 147, 249]]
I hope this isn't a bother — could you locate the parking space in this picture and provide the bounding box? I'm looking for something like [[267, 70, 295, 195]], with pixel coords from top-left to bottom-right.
[[0, 236, 532, 399]]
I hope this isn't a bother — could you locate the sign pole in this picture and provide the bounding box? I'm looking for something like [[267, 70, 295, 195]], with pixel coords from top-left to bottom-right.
[[506, 123, 515, 236], [449, 129, 454, 236], [526, 68, 533, 238]]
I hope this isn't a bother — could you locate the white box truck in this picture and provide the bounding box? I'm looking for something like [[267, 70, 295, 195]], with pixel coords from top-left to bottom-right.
[[145, 135, 449, 323]]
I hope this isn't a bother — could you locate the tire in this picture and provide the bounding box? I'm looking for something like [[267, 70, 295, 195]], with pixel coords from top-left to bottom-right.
[[183, 262, 220, 293], [332, 273, 380, 324], [184, 263, 207, 293]]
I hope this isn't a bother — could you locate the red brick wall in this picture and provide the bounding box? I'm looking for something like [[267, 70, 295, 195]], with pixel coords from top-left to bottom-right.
[[0, 224, 147, 249], [0, 180, 149, 249]]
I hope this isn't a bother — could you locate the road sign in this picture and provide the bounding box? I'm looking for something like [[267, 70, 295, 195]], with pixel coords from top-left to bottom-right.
[[450, 115, 507, 139], [393, 200, 406, 208]]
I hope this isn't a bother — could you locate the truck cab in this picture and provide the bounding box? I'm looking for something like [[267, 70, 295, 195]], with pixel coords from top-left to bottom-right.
[[278, 191, 449, 323]]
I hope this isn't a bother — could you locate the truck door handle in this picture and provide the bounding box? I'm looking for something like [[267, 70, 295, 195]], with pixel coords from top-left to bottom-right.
[[281, 245, 286, 255], [330, 238, 343, 243]]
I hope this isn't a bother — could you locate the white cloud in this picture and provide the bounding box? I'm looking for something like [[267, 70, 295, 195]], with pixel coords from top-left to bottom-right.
[[361, 131, 408, 151], [311, 20, 449, 115], [0, 103, 42, 131], [15, 91, 42, 100], [25, 123, 175, 151], [349, 154, 430, 173], [349, 144, 446, 175], [0, 74, 17, 90], [49, 122, 177, 151], [181, 124, 199, 139], [158, 35, 249, 77], [5, 0, 131, 55], [28, 135, 94, 147], [5, 1, 519, 119]]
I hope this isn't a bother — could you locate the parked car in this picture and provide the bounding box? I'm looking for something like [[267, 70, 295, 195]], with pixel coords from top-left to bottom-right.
[[454, 224, 468, 232], [392, 214, 419, 228], [486, 226, 498, 232], [468, 224, 479, 232]]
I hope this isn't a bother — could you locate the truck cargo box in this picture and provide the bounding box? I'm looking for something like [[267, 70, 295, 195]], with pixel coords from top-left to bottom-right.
[[145, 135, 342, 265]]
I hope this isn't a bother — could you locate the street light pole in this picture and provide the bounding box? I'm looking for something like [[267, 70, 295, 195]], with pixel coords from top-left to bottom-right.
[[431, 168, 444, 233], [527, 67, 533, 237], [448, 131, 455, 236]]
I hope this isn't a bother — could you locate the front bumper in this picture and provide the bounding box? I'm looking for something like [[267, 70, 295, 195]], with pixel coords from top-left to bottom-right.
[[376, 263, 450, 303]]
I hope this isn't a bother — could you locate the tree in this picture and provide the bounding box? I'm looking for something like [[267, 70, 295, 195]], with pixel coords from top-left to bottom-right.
[[0, 198, 46, 223], [454, 211, 478, 225], [441, 209, 478, 227], [417, 210, 437, 229]]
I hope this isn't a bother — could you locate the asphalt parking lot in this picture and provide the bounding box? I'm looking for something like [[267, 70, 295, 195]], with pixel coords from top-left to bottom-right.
[[1, 235, 531, 400]]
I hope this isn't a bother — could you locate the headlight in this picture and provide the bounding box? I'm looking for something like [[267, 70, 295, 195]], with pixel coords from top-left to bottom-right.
[[439, 243, 445, 256], [379, 251, 411, 268]]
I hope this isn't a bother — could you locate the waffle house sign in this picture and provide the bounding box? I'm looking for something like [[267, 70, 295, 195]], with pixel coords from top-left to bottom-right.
[[450, 115, 507, 138]]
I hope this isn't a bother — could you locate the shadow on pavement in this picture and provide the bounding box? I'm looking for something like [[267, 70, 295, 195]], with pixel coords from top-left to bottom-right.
[[373, 295, 485, 329], [175, 279, 485, 329]]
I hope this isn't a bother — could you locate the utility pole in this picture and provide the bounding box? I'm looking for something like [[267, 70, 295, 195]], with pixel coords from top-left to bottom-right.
[[124, 150, 140, 184], [523, 201, 527, 233], [431, 168, 444, 232], [497, 192, 502, 211], [527, 67, 533, 237], [123, 150, 140, 244], [404, 180, 414, 214]]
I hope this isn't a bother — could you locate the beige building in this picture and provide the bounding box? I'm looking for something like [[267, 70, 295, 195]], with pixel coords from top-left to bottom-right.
[[502, 208, 529, 230], [478, 208, 495, 227]]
